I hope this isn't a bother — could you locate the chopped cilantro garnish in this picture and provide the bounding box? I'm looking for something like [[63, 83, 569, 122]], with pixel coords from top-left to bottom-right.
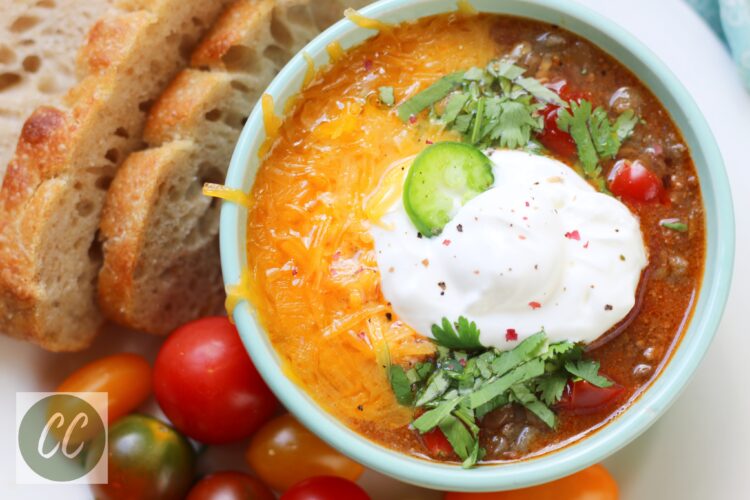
[[397, 72, 465, 122], [388, 323, 610, 468], [378, 86, 395, 106], [660, 219, 688, 232], [557, 99, 638, 189]]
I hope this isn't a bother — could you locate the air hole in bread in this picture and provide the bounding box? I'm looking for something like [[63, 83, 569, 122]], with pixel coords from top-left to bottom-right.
[[222, 46, 259, 73], [0, 73, 22, 91], [179, 35, 194, 61], [191, 16, 203, 28], [271, 10, 295, 50], [204, 108, 221, 122], [22, 55, 41, 73], [230, 80, 251, 93], [95, 175, 113, 191], [10, 16, 41, 33], [76, 199, 95, 217], [0, 45, 15, 65], [104, 148, 119, 164], [286, 5, 314, 26], [114, 127, 130, 139], [138, 99, 154, 113], [88, 233, 103, 264], [223, 111, 246, 130], [263, 45, 291, 69], [37, 75, 56, 94]]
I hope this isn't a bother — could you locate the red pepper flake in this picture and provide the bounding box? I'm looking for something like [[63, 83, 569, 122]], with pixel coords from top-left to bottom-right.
[[458, 358, 467, 367], [357, 331, 366, 340], [421, 258, 430, 267], [505, 328, 518, 341], [442, 239, 451, 246], [292, 268, 298, 276], [528, 301, 542, 310], [363, 58, 373, 71], [332, 251, 341, 260], [583, 241, 590, 249], [409, 115, 417, 124], [525, 201, 530, 207], [426, 139, 434, 144], [522, 216, 528, 221], [518, 235, 526, 240], [565, 230, 581, 241]]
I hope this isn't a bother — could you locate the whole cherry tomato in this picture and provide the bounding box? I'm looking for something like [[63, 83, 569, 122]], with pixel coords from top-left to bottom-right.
[[186, 471, 274, 500], [421, 427, 455, 459], [153, 317, 278, 444], [246, 413, 364, 492], [443, 464, 618, 500], [57, 352, 151, 424], [556, 380, 626, 416], [88, 414, 195, 500], [281, 476, 370, 500], [608, 159, 667, 204], [537, 105, 577, 158]]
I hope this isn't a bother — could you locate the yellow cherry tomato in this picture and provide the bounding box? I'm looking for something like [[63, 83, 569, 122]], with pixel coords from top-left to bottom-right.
[[57, 353, 152, 424], [444, 465, 618, 500], [246, 413, 364, 492]]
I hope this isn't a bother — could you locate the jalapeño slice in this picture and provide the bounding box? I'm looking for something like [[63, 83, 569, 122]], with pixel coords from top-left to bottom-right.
[[403, 142, 494, 236]]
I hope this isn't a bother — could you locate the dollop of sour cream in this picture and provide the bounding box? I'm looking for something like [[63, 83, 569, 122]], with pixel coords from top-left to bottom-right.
[[370, 149, 648, 347]]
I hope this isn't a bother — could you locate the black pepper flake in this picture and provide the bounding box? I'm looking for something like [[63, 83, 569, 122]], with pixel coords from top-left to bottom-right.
[[620, 254, 626, 261], [357, 405, 364, 411], [417, 232, 423, 239], [440, 292, 445, 296], [385, 312, 393, 321], [534, 264, 538, 270], [438, 281, 447, 290], [605, 304, 613, 311], [457, 224, 463, 232]]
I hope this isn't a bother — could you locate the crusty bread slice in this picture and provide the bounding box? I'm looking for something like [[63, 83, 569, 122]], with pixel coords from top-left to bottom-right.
[[99, 0, 370, 335], [0, 0, 234, 351], [0, 0, 117, 179]]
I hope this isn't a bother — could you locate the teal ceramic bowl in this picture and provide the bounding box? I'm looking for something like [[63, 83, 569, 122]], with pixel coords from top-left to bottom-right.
[[220, 0, 734, 491]]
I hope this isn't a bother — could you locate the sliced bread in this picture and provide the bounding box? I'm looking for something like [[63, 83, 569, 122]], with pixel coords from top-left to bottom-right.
[[98, 0, 370, 335], [0, 0, 234, 351]]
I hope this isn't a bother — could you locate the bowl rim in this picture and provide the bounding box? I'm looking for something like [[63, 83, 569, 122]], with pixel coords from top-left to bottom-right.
[[220, 0, 735, 491]]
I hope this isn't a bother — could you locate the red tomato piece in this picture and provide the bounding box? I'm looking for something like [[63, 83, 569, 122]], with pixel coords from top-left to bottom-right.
[[186, 471, 274, 500], [444, 464, 618, 500], [280, 476, 370, 500], [537, 105, 577, 159], [153, 317, 278, 444], [608, 159, 667, 204], [556, 380, 626, 416], [420, 427, 455, 459]]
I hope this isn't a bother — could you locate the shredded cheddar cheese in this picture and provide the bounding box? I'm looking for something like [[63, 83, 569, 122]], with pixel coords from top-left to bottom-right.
[[224, 266, 253, 320], [202, 183, 252, 208], [363, 156, 414, 226], [326, 41, 345, 63], [302, 51, 316, 87], [456, 0, 477, 15], [259, 93, 282, 158], [344, 8, 392, 31]]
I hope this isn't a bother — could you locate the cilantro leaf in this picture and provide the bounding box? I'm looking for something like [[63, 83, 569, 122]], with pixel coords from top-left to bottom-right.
[[378, 86, 395, 106], [491, 331, 547, 376], [660, 219, 688, 232], [397, 72, 464, 122], [614, 109, 638, 141], [535, 373, 568, 405], [431, 316, 484, 350], [469, 358, 545, 409], [442, 92, 469, 124], [415, 370, 451, 406], [413, 396, 463, 432], [388, 365, 414, 405], [516, 77, 566, 106], [438, 414, 476, 464], [511, 384, 557, 428], [557, 100, 600, 178], [564, 359, 613, 388]]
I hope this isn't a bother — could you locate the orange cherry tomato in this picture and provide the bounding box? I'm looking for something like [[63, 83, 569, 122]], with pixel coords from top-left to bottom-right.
[[246, 413, 364, 492], [443, 464, 618, 500], [57, 353, 151, 424]]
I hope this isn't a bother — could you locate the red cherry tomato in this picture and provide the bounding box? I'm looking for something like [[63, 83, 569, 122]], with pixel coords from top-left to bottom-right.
[[281, 476, 370, 500], [556, 380, 626, 415], [421, 427, 455, 459], [186, 471, 274, 500], [57, 353, 151, 424], [154, 317, 278, 444], [608, 159, 667, 204], [444, 464, 618, 500], [537, 105, 577, 158]]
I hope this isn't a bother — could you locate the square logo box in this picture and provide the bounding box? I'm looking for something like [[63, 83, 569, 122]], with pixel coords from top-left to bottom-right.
[[16, 392, 108, 485]]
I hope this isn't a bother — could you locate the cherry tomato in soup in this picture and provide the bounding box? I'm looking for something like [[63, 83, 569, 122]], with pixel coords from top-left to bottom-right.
[[537, 105, 577, 158], [57, 353, 151, 424], [556, 380, 626, 416], [608, 159, 667, 204], [421, 427, 455, 459], [444, 464, 618, 500], [88, 415, 195, 500], [246, 413, 364, 492], [153, 317, 278, 444], [281, 476, 370, 500], [187, 471, 274, 500]]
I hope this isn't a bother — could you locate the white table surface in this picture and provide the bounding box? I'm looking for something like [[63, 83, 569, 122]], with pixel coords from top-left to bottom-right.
[[1, 0, 748, 498]]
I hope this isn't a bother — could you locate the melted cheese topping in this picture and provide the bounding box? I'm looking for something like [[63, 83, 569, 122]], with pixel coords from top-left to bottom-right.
[[202, 183, 252, 207], [344, 8, 392, 31], [326, 41, 345, 63]]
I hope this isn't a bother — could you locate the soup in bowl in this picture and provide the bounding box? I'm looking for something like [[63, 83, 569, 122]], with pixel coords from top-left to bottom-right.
[[218, 0, 733, 491]]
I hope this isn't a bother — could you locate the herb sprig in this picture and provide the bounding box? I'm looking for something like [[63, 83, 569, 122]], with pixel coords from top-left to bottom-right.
[[388, 316, 611, 468]]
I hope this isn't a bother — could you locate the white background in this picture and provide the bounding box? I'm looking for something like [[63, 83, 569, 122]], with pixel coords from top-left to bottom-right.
[[1, 0, 748, 498]]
